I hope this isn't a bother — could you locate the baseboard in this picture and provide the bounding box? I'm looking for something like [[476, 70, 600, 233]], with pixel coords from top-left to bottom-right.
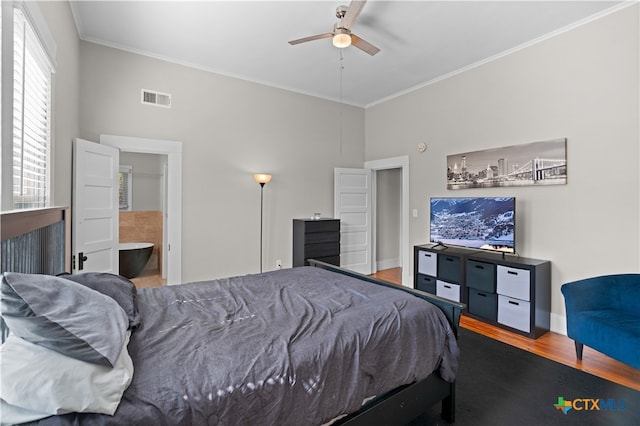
[[550, 313, 567, 336]]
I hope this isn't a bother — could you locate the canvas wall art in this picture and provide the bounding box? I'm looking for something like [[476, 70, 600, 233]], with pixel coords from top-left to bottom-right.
[[447, 138, 567, 189]]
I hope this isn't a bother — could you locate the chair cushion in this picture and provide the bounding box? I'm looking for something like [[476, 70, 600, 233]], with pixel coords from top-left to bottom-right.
[[568, 309, 640, 369]]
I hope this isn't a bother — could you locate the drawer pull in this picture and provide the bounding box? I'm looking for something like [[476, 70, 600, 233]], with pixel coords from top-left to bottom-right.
[[444, 285, 451, 289], [475, 265, 485, 270], [446, 258, 454, 262], [478, 292, 487, 297], [424, 253, 432, 258], [508, 300, 520, 306], [507, 270, 518, 275]]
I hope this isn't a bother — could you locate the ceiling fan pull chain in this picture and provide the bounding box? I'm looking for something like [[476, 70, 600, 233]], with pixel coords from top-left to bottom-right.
[[339, 50, 344, 153]]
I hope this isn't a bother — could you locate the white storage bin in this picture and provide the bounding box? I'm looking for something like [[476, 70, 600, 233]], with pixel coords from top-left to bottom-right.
[[496, 265, 530, 301], [498, 295, 531, 333], [417, 250, 437, 276], [436, 280, 460, 302]]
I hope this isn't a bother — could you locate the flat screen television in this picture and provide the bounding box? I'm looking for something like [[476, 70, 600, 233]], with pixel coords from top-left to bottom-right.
[[429, 197, 515, 254]]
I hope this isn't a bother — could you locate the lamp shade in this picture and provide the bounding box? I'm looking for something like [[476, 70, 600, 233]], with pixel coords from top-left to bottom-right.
[[332, 30, 351, 48], [253, 173, 272, 185]]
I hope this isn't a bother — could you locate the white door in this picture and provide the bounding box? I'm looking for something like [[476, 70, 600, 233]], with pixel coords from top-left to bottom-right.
[[334, 168, 372, 275], [72, 139, 119, 273]]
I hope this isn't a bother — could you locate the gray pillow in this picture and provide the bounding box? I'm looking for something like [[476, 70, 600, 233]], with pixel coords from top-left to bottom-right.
[[57, 272, 141, 329], [0, 272, 128, 367]]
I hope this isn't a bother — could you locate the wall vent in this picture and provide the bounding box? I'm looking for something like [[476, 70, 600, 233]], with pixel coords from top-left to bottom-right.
[[141, 89, 171, 108]]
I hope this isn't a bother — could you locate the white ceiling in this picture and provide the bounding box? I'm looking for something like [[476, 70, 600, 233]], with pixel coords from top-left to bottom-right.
[[70, 1, 627, 107]]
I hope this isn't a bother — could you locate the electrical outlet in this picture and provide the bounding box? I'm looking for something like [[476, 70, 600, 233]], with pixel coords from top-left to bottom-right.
[[276, 260, 282, 269]]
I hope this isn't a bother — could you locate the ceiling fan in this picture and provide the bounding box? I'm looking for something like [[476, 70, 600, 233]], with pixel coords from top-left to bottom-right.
[[288, 0, 380, 56]]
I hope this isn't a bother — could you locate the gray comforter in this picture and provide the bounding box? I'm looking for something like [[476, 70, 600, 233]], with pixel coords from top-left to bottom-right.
[[31, 267, 459, 425]]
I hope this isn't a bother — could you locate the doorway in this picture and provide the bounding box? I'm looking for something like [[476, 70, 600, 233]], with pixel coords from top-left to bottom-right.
[[119, 151, 167, 287], [375, 168, 402, 272], [100, 135, 182, 285], [365, 156, 410, 287]]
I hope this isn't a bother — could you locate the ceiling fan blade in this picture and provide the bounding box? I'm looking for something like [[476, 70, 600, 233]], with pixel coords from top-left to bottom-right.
[[351, 34, 380, 56], [288, 33, 333, 45], [340, 0, 366, 30]]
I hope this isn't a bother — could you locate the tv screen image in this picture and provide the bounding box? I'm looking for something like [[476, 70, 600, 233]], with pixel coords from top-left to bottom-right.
[[430, 197, 515, 253]]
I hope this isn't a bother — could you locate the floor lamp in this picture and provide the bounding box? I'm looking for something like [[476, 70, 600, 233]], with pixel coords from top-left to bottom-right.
[[253, 173, 272, 273]]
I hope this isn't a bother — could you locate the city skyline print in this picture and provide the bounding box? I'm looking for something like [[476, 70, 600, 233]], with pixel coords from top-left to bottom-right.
[[447, 138, 567, 190]]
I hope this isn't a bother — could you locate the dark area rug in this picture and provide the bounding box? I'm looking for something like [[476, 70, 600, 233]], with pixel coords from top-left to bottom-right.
[[420, 328, 640, 426]]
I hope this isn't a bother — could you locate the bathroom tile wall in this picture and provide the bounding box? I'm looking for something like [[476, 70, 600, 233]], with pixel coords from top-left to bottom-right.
[[119, 211, 162, 273]]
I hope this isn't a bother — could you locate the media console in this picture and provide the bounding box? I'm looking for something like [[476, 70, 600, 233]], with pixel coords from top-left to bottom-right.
[[414, 244, 551, 339]]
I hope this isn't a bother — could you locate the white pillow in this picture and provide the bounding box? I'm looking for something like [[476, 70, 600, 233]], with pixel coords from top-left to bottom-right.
[[0, 400, 51, 426], [0, 332, 133, 424]]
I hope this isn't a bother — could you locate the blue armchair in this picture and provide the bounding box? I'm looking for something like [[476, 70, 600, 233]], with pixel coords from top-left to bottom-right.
[[561, 274, 640, 370]]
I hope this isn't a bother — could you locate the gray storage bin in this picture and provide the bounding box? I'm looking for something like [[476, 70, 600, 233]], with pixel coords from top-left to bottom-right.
[[417, 250, 437, 276], [497, 265, 531, 301], [438, 254, 461, 283], [466, 260, 496, 292], [468, 288, 497, 321], [415, 274, 436, 294], [436, 280, 461, 302], [498, 294, 531, 333]]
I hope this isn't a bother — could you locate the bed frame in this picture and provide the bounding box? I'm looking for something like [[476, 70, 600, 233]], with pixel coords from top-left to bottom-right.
[[1, 208, 464, 425], [309, 260, 464, 425]]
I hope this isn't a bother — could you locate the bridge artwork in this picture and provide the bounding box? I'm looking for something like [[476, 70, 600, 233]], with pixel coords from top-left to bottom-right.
[[447, 138, 567, 189]]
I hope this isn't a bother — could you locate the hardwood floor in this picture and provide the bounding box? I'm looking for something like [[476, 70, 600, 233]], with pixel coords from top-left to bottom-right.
[[371, 267, 640, 391], [130, 269, 165, 288]]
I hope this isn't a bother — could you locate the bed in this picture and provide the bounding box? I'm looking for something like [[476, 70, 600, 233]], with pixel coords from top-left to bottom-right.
[[0, 208, 464, 426]]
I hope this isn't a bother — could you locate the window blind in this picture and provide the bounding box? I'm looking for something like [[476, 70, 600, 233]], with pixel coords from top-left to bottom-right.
[[12, 8, 52, 209], [119, 166, 133, 211]]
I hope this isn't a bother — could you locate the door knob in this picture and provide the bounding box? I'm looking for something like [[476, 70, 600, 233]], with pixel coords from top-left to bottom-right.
[[78, 252, 88, 270]]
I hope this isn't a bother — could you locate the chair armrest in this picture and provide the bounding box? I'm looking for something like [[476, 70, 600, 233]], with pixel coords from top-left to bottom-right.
[[561, 274, 640, 316]]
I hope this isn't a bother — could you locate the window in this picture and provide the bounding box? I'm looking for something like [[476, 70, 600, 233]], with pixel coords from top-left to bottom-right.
[[12, 8, 52, 209], [119, 165, 133, 211], [1, 2, 56, 211]]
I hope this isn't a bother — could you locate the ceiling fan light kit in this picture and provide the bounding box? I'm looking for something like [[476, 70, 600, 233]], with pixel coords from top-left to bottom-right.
[[289, 0, 379, 56], [333, 29, 352, 48]]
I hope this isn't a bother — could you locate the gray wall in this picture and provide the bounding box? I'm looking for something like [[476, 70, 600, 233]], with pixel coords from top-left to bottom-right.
[[365, 5, 639, 332], [78, 42, 365, 282], [38, 1, 80, 207], [376, 168, 401, 269], [120, 152, 166, 211]]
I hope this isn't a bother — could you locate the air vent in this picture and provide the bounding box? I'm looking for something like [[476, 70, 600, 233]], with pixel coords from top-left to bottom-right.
[[141, 89, 171, 108]]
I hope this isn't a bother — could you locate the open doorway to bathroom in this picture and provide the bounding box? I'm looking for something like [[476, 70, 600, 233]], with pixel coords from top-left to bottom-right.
[[119, 152, 168, 288], [101, 134, 182, 286]]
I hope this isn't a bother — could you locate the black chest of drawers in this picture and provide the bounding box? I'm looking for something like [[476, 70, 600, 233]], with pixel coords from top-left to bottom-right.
[[293, 218, 340, 267]]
